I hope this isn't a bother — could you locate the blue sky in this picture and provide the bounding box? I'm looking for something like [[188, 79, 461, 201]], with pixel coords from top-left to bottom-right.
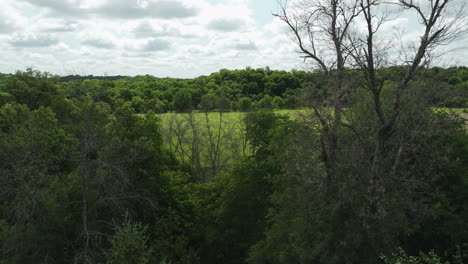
[[0, 0, 466, 78]]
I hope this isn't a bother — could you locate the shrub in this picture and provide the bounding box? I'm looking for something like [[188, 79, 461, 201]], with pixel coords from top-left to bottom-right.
[[106, 219, 153, 264]]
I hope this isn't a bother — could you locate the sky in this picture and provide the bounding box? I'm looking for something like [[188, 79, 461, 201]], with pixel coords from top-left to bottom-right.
[[0, 0, 466, 78]]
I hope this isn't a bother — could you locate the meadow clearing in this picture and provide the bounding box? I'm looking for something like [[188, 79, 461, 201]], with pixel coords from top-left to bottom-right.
[[156, 108, 467, 179]]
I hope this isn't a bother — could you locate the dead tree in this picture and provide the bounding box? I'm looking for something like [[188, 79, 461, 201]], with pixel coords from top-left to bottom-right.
[[185, 112, 202, 179], [277, 0, 466, 259], [278, 0, 466, 187], [274, 0, 361, 182]]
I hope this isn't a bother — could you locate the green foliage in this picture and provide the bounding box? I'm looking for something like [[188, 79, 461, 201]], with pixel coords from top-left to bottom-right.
[[217, 96, 231, 111], [400, 111, 468, 257], [174, 90, 192, 112], [0, 68, 466, 264], [238, 97, 253, 111], [0, 103, 76, 263], [199, 93, 218, 111], [244, 110, 284, 150], [248, 78, 468, 264], [443, 96, 467, 107], [198, 111, 296, 264], [381, 247, 465, 264], [0, 91, 12, 107], [284, 94, 300, 108], [54, 67, 306, 113], [272, 96, 285, 109], [2, 68, 61, 110], [258, 94, 273, 109], [106, 219, 153, 264]]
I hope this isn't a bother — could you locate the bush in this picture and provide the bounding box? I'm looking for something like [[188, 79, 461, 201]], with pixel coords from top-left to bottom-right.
[[258, 95, 273, 109], [272, 96, 285, 109], [105, 219, 153, 264], [443, 96, 467, 108], [238, 97, 253, 111]]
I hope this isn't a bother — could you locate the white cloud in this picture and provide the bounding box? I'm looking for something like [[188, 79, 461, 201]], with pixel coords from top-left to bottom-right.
[[18, 0, 201, 19], [0, 21, 15, 34], [231, 40, 257, 50], [0, 0, 465, 78], [93, 0, 200, 20], [41, 19, 80, 32], [141, 38, 171, 51], [206, 18, 244, 32], [82, 38, 116, 49], [9, 33, 59, 47]]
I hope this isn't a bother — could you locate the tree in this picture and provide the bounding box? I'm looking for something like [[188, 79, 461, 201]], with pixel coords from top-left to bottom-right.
[[238, 97, 253, 111], [258, 94, 273, 109], [105, 219, 153, 264], [204, 111, 294, 264], [251, 0, 468, 263], [274, 0, 363, 182], [2, 68, 61, 110], [0, 104, 76, 263], [199, 93, 219, 111], [174, 90, 192, 112], [272, 96, 285, 109]]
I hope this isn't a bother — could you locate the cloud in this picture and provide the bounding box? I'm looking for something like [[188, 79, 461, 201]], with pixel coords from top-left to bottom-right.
[[133, 22, 177, 38], [82, 38, 115, 49], [142, 38, 170, 51], [4, 0, 467, 79], [133, 22, 156, 37], [93, 0, 199, 19], [232, 40, 257, 50], [0, 10, 17, 34], [43, 20, 79, 32], [0, 20, 15, 34], [132, 21, 199, 39], [148, 0, 199, 19], [207, 18, 245, 32], [10, 33, 59, 47], [19, 0, 86, 16], [19, 0, 199, 19]]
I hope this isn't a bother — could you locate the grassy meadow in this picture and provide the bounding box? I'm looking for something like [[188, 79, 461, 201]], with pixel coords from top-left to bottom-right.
[[156, 110, 306, 177], [155, 108, 467, 175]]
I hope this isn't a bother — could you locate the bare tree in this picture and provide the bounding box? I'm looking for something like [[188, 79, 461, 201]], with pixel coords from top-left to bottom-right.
[[161, 112, 192, 163], [185, 112, 202, 178], [161, 111, 246, 182], [277, 0, 466, 189], [274, 0, 362, 181], [275, 0, 467, 260], [347, 0, 466, 225]]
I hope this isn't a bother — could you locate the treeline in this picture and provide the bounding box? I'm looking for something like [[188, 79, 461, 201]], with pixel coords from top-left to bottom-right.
[[60, 75, 130, 82], [0, 68, 467, 264], [2, 66, 464, 115], [57, 67, 305, 113], [64, 66, 466, 111]]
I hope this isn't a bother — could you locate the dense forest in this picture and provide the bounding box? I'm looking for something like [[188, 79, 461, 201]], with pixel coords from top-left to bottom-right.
[[1, 66, 466, 114], [0, 65, 466, 264], [1, 0, 468, 263]]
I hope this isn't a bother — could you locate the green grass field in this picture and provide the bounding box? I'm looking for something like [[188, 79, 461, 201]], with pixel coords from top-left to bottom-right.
[[156, 108, 467, 175], [158, 111, 250, 176], [156, 110, 307, 176]]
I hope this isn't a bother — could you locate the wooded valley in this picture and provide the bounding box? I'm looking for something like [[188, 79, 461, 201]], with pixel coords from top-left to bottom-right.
[[1, 0, 467, 263], [0, 64, 466, 263]]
